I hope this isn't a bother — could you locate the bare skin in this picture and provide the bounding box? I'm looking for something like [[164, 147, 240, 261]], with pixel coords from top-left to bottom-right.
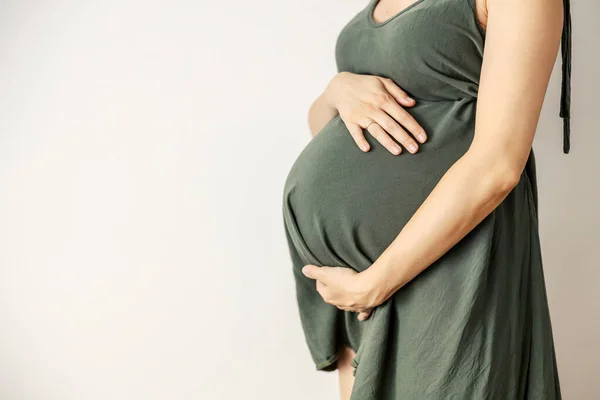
[[336, 345, 356, 400], [308, 73, 426, 154]]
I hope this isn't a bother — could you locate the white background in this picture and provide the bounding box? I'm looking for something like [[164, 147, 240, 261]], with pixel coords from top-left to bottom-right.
[[0, 0, 598, 399]]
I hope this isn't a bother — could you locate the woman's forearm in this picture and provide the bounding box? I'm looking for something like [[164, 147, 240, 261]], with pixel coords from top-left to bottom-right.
[[307, 76, 341, 137], [361, 148, 521, 302]]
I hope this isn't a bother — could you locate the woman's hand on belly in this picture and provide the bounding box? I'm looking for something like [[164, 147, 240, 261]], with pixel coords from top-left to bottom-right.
[[301, 264, 385, 321], [324, 71, 428, 155]]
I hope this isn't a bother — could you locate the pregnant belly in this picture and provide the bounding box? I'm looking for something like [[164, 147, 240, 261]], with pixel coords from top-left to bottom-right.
[[282, 99, 477, 271]]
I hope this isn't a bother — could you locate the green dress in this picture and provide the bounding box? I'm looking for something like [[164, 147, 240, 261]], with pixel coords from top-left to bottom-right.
[[282, 0, 571, 398]]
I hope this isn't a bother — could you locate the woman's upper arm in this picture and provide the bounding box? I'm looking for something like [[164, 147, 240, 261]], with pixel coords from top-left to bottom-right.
[[468, 0, 564, 178]]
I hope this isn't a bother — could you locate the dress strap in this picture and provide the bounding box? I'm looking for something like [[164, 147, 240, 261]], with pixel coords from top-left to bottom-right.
[[560, 0, 572, 154]]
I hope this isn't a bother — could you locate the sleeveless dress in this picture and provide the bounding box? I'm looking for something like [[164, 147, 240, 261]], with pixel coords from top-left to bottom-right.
[[282, 0, 572, 398]]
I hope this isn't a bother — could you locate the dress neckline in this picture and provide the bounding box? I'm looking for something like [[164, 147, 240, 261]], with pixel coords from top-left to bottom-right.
[[367, 0, 429, 28]]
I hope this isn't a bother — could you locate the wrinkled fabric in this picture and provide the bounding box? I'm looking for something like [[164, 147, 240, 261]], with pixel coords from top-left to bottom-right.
[[281, 0, 563, 398]]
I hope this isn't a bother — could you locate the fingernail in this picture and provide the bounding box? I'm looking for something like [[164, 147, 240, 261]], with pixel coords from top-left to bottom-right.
[[360, 143, 370, 151], [417, 133, 427, 143], [409, 143, 418, 153], [391, 145, 401, 155], [406, 96, 414, 102]]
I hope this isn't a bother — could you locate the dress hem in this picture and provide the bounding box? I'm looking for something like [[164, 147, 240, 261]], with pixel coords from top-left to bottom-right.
[[314, 341, 359, 374]]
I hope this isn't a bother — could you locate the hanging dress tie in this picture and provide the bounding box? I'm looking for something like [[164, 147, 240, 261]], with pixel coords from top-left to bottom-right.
[[560, 0, 572, 153]]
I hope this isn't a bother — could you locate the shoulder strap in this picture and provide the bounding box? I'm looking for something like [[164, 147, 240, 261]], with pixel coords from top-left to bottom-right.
[[560, 0, 572, 154]]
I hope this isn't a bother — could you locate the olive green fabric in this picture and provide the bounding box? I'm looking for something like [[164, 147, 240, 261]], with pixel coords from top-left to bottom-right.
[[282, 0, 564, 398]]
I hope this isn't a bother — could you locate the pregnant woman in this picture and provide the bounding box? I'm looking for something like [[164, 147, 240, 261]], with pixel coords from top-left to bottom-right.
[[282, 0, 571, 398]]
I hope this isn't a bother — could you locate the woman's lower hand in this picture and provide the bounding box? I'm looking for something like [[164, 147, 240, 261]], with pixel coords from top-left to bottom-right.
[[301, 264, 385, 321], [324, 71, 428, 155]]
